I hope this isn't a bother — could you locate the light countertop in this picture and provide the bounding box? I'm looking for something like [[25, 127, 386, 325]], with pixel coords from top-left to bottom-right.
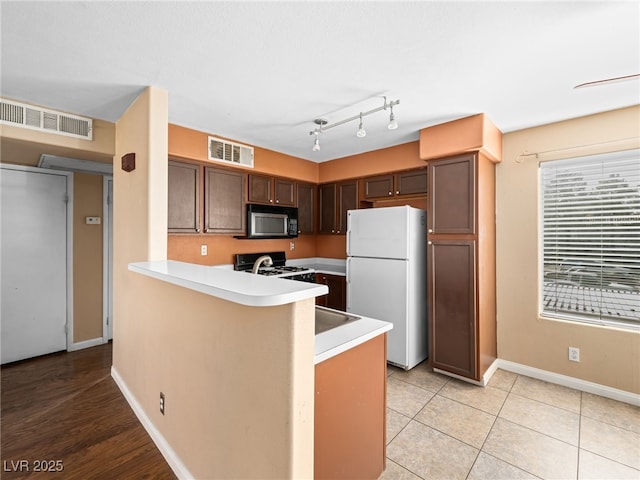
[[130, 259, 390, 364], [288, 257, 346, 276], [314, 311, 392, 364], [129, 260, 328, 307]]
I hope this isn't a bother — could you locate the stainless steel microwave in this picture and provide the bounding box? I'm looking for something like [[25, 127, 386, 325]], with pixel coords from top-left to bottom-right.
[[246, 204, 298, 238]]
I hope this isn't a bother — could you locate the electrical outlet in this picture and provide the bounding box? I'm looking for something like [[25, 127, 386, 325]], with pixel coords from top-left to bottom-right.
[[289, 241, 295, 251], [568, 347, 580, 362], [160, 392, 165, 415], [201, 244, 207, 256]]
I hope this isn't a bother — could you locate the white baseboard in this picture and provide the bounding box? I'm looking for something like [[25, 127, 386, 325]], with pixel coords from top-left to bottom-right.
[[68, 336, 105, 352], [111, 366, 194, 479], [497, 359, 640, 407]]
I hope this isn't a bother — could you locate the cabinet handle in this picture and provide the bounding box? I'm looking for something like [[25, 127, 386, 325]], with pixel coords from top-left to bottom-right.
[[196, 228, 200, 233], [428, 228, 433, 233], [388, 191, 392, 196], [428, 241, 432, 245], [396, 191, 400, 195], [275, 200, 279, 204], [269, 199, 273, 203], [331, 230, 335, 233]]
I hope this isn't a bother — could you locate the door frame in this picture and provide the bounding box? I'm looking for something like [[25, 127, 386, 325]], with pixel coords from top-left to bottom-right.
[[0, 163, 74, 353], [102, 176, 113, 342]]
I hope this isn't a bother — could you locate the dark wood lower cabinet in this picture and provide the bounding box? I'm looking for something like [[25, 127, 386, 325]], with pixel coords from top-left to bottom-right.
[[429, 240, 477, 379], [315, 334, 387, 480], [315, 273, 346, 311]]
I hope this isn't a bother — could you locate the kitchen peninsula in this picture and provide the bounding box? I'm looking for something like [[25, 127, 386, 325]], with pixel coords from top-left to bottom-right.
[[127, 259, 391, 479]]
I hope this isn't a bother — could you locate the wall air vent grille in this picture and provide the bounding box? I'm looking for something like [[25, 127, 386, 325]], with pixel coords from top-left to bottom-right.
[[0, 98, 93, 140], [208, 135, 254, 168]]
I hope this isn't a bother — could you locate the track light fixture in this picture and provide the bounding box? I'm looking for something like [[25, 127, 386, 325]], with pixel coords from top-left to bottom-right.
[[309, 97, 400, 151], [356, 113, 366, 138], [388, 104, 398, 130]]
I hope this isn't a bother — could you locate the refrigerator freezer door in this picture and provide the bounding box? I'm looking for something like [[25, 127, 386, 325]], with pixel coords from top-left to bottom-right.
[[347, 256, 408, 367], [347, 206, 412, 260]]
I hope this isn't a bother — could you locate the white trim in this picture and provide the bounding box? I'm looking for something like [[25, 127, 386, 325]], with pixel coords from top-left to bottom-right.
[[66, 172, 74, 352], [497, 359, 640, 407], [102, 176, 113, 342], [68, 336, 105, 351], [111, 366, 194, 480]]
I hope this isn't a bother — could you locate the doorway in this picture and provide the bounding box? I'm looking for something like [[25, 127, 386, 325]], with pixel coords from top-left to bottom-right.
[[1, 165, 72, 364]]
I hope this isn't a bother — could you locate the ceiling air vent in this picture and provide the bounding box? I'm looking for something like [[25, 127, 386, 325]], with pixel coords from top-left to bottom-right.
[[0, 98, 93, 140], [208, 135, 254, 168]]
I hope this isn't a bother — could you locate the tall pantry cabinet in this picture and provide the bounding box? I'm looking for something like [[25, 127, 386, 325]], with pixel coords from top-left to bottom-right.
[[420, 114, 501, 385]]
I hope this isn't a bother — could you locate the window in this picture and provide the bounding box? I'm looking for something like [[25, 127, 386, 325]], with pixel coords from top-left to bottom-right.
[[540, 149, 640, 329]]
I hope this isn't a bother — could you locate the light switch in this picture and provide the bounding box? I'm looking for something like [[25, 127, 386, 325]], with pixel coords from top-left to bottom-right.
[[85, 216, 101, 225]]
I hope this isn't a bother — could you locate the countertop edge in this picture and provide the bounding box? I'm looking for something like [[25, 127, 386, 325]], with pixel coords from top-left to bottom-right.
[[129, 260, 328, 307], [314, 318, 392, 364]]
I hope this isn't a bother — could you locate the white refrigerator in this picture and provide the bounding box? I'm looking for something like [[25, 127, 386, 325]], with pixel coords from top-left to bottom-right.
[[346, 206, 427, 370]]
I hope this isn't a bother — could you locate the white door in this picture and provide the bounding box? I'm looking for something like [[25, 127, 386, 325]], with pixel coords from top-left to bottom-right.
[[1, 167, 69, 363], [346, 206, 411, 260], [346, 256, 409, 367]]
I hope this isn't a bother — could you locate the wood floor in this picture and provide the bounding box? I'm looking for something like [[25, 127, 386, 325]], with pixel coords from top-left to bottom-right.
[[1, 342, 176, 479]]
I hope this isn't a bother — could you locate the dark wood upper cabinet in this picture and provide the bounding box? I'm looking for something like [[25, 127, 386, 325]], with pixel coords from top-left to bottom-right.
[[248, 174, 295, 206], [429, 155, 475, 235], [338, 181, 357, 234], [168, 161, 200, 233], [296, 182, 315, 234], [396, 169, 427, 196], [205, 167, 245, 234], [274, 178, 295, 206], [248, 173, 272, 204], [319, 181, 357, 234], [364, 175, 394, 198], [363, 168, 427, 200], [319, 183, 337, 234]]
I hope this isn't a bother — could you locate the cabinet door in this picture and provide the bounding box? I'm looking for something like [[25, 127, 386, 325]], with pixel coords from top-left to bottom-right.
[[337, 181, 357, 234], [429, 155, 475, 234], [168, 161, 200, 233], [205, 167, 245, 234], [430, 240, 477, 379], [297, 183, 315, 234], [316, 273, 346, 311], [274, 178, 295, 206], [363, 175, 393, 199], [396, 169, 427, 196], [248, 174, 273, 204], [319, 183, 337, 234]]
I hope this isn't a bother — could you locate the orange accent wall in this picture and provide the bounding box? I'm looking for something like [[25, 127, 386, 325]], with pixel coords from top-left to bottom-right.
[[169, 234, 318, 265], [318, 141, 422, 183], [419, 114, 502, 162], [168, 124, 319, 183]]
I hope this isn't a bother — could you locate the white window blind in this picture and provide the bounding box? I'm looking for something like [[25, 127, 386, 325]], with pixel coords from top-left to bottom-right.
[[540, 149, 640, 329]]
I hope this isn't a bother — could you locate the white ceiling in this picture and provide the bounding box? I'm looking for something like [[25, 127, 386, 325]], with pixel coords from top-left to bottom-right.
[[1, 1, 639, 163]]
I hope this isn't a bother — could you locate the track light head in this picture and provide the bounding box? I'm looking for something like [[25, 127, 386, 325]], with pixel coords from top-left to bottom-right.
[[312, 132, 320, 152], [356, 113, 366, 138], [388, 105, 398, 130]]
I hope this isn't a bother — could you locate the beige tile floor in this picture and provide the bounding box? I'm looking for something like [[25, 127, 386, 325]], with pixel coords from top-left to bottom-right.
[[381, 363, 640, 480]]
